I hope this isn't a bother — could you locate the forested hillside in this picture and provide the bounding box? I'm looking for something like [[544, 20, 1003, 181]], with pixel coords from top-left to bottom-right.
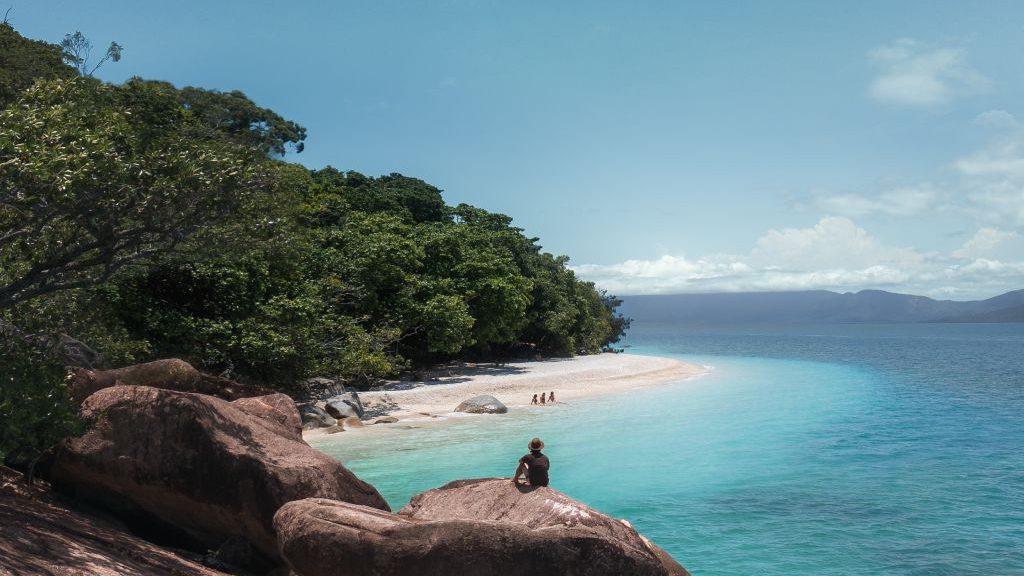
[[0, 23, 627, 462]]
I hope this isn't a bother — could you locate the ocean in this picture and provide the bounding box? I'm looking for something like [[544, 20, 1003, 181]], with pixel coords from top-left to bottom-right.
[[310, 322, 1024, 575]]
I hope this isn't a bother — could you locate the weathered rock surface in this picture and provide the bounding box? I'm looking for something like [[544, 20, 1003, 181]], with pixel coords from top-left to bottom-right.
[[324, 399, 359, 421], [299, 403, 338, 429], [274, 478, 688, 576], [296, 376, 347, 401], [55, 334, 109, 370], [368, 415, 399, 425], [404, 479, 687, 575], [231, 393, 303, 440], [68, 358, 272, 404], [454, 394, 508, 414], [49, 385, 390, 563], [332, 390, 365, 417], [0, 469, 228, 576]]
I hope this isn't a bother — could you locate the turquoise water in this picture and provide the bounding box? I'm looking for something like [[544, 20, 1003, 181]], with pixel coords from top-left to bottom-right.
[[311, 322, 1024, 575]]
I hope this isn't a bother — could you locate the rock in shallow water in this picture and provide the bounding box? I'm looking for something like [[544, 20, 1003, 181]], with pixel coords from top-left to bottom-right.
[[49, 385, 390, 564], [274, 478, 688, 576], [454, 394, 508, 414]]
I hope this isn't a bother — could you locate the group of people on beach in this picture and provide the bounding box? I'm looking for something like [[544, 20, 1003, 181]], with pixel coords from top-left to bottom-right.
[[530, 391, 555, 405]]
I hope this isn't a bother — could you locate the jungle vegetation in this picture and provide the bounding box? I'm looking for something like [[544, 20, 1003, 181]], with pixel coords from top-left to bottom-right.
[[0, 23, 629, 463]]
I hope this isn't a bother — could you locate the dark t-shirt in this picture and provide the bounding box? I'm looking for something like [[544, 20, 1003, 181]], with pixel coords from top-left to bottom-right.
[[519, 451, 549, 486]]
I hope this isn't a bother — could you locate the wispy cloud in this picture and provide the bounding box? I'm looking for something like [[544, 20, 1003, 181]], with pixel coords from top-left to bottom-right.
[[954, 110, 1024, 226], [867, 39, 991, 107], [952, 227, 1019, 259], [574, 217, 1024, 299], [808, 110, 1024, 228], [813, 184, 939, 217]]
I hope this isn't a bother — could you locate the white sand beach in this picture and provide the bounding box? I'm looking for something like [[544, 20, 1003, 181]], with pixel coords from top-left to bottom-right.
[[305, 353, 708, 437]]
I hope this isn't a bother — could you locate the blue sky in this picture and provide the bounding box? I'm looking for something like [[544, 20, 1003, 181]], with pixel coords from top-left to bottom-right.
[[11, 1, 1024, 299]]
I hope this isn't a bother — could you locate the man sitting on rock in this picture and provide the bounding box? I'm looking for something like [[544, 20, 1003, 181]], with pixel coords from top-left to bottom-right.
[[512, 437, 549, 487]]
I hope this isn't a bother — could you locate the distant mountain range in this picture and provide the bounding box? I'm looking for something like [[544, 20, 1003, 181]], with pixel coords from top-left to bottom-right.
[[619, 289, 1024, 324]]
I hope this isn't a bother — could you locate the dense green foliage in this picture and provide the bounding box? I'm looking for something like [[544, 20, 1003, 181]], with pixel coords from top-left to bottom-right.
[[0, 23, 75, 106], [0, 76, 267, 310], [0, 23, 629, 409], [0, 328, 84, 467], [106, 167, 628, 385]]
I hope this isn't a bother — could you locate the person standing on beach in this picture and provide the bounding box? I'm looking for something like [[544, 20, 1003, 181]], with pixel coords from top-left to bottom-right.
[[531, 393, 538, 404], [549, 390, 555, 403], [512, 437, 549, 487], [540, 392, 546, 404]]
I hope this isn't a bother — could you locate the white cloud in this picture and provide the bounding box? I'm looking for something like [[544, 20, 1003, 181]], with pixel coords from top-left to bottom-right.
[[954, 143, 1024, 178], [752, 217, 924, 270], [867, 39, 991, 107], [951, 227, 1019, 258], [811, 111, 1024, 230], [573, 217, 1024, 298], [575, 109, 1024, 299], [952, 111, 1024, 226], [972, 109, 1020, 130], [813, 184, 938, 217]]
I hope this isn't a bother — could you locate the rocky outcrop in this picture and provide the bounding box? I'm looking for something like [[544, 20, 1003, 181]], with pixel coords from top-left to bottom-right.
[[49, 385, 390, 564], [296, 376, 347, 401], [454, 394, 508, 414], [324, 399, 359, 421], [68, 358, 272, 404], [327, 389, 365, 418], [299, 403, 338, 429], [274, 478, 687, 576], [0, 468, 228, 576], [231, 393, 303, 440], [55, 334, 109, 370], [367, 415, 399, 425]]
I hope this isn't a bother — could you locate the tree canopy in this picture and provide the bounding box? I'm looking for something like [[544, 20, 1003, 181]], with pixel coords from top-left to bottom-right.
[[0, 77, 266, 309], [0, 23, 75, 107], [0, 23, 629, 394]]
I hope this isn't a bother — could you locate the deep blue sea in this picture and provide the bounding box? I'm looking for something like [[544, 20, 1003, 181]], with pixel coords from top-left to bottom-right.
[[311, 322, 1024, 575]]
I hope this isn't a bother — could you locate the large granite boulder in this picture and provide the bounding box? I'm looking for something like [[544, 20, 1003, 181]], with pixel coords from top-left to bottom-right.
[[324, 400, 359, 420], [68, 358, 272, 404], [231, 393, 303, 440], [0, 481, 230, 576], [55, 334, 109, 370], [327, 390, 364, 418], [274, 478, 688, 576], [297, 376, 346, 401], [299, 403, 338, 429], [454, 394, 508, 414], [49, 385, 390, 564]]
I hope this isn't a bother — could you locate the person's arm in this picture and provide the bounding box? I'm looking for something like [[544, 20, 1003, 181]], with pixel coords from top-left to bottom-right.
[[512, 460, 527, 484]]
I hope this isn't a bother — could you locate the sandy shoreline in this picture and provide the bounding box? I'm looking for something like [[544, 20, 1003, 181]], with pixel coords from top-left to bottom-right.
[[305, 353, 709, 438]]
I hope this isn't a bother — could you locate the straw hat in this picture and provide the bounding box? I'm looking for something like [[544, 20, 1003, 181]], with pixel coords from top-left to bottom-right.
[[527, 437, 544, 451]]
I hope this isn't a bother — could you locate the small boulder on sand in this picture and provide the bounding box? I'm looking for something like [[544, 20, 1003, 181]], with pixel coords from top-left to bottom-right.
[[368, 416, 399, 425], [454, 395, 508, 414], [324, 400, 359, 421], [299, 404, 338, 430]]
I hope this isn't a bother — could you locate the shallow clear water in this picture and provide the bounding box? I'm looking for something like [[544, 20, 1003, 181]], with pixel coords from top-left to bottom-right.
[[311, 322, 1024, 575]]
